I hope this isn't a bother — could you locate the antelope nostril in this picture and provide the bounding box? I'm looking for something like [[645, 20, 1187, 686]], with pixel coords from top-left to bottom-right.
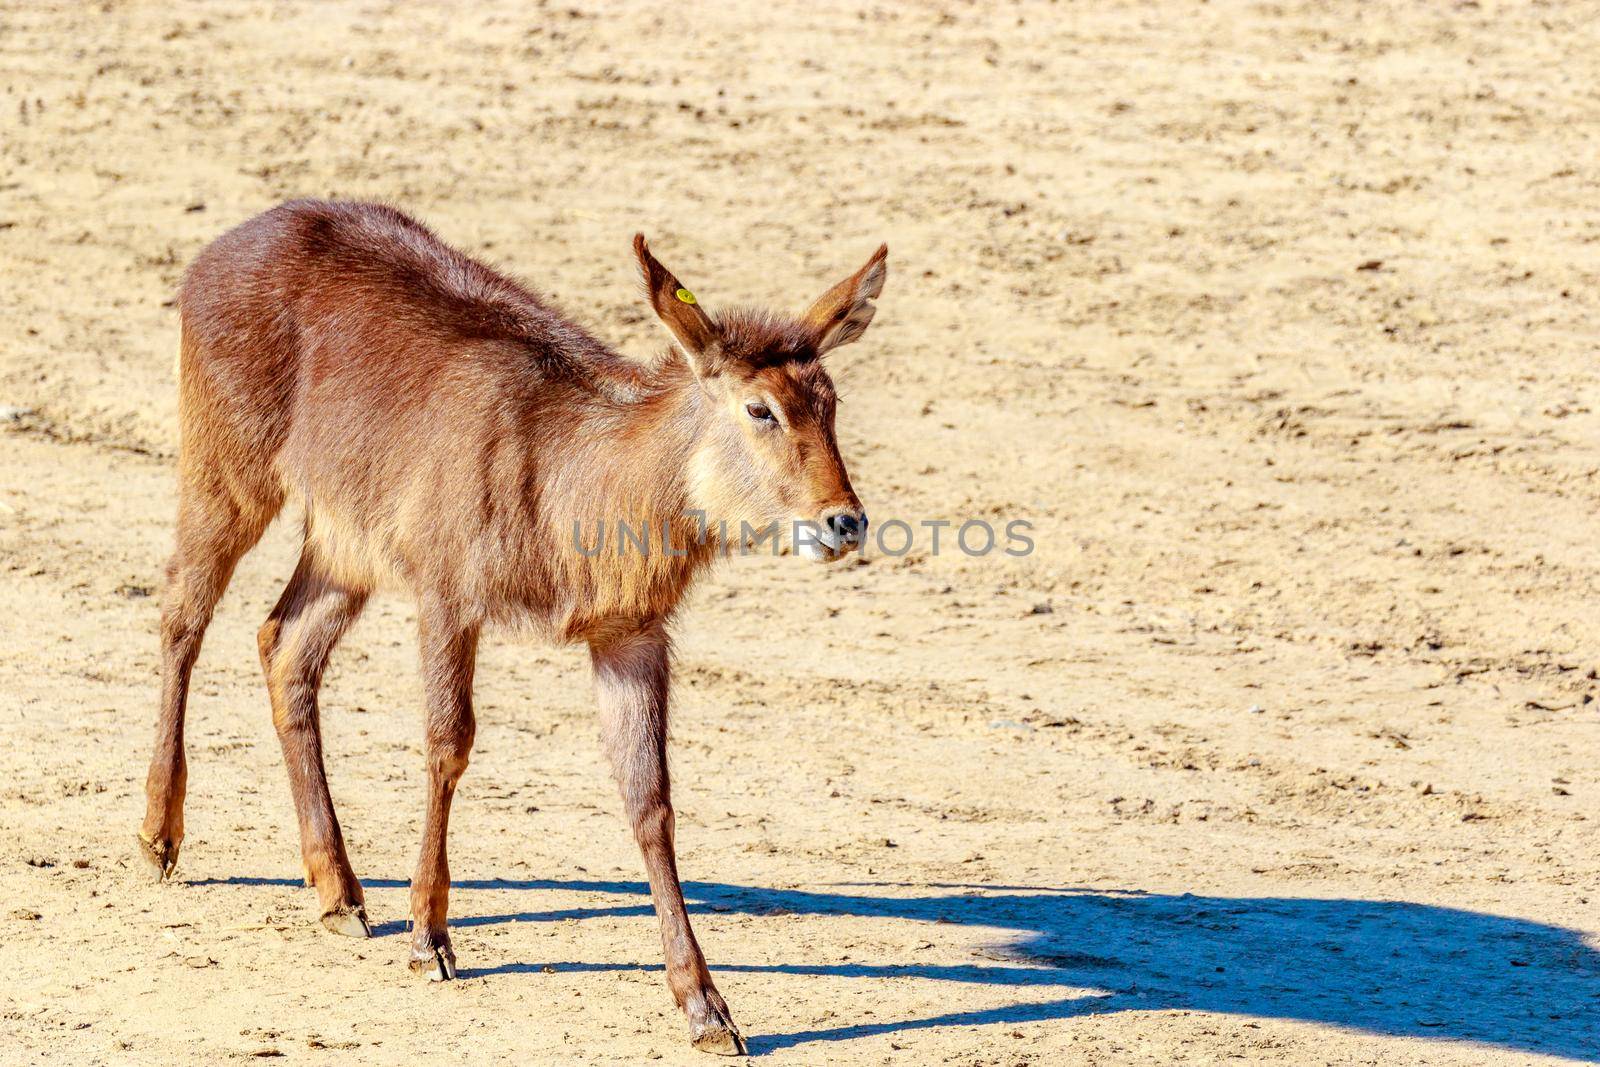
[[827, 511, 865, 544]]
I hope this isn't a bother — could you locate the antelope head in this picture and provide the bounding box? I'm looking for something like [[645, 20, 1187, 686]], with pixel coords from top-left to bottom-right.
[[635, 235, 888, 561]]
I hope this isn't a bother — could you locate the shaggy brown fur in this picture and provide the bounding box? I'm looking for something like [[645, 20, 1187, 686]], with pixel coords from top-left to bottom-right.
[[136, 200, 886, 1055]]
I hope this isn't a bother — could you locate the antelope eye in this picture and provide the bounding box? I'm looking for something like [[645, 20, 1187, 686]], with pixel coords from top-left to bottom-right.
[[745, 402, 775, 423]]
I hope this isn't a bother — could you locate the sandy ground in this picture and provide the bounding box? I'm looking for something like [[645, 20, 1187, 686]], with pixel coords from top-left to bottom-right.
[[3, 0, 1600, 1063]]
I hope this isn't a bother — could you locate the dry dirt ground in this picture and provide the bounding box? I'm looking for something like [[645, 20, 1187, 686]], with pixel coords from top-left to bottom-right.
[[3, 1, 1600, 1063]]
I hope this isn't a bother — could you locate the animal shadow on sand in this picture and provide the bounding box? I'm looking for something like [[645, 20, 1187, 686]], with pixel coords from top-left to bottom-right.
[[202, 876, 1600, 1059]]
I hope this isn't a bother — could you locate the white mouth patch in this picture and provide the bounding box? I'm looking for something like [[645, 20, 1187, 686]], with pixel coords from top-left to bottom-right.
[[794, 518, 841, 561]]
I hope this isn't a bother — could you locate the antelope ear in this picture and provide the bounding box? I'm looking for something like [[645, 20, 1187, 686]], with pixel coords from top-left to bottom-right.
[[634, 234, 721, 376], [802, 244, 888, 356]]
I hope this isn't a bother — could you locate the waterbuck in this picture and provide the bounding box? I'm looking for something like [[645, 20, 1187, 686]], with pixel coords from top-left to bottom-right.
[[137, 200, 886, 1054]]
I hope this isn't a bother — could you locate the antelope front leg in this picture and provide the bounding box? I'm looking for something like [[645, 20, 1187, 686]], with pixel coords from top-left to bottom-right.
[[408, 610, 479, 981], [589, 622, 746, 1056]]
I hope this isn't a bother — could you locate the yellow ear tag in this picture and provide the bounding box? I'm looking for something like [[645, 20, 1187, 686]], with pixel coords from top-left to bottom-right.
[[674, 288, 697, 305]]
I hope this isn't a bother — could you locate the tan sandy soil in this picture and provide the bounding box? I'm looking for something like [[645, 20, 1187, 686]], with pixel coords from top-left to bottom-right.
[[3, 1, 1599, 1063]]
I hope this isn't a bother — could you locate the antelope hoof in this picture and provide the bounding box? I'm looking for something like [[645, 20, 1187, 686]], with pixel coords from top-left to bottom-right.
[[690, 1001, 747, 1056], [692, 1026, 747, 1056], [136, 833, 180, 882], [410, 944, 456, 982], [320, 904, 372, 938]]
